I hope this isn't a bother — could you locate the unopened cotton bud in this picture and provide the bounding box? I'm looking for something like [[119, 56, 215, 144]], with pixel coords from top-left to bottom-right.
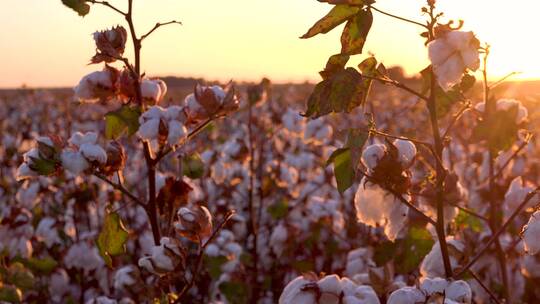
[[175, 205, 213, 241], [361, 144, 386, 170]]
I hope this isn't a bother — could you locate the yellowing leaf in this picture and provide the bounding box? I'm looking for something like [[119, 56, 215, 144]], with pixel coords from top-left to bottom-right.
[[301, 5, 360, 39], [341, 9, 373, 55], [97, 211, 129, 267], [105, 105, 141, 140]]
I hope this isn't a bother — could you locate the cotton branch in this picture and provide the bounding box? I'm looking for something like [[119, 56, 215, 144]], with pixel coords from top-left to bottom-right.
[[454, 186, 540, 278], [141, 21, 183, 41], [370, 6, 428, 28], [94, 172, 145, 207]]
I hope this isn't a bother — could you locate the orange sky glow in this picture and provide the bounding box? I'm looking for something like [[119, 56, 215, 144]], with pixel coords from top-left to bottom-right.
[[1, 0, 540, 88]]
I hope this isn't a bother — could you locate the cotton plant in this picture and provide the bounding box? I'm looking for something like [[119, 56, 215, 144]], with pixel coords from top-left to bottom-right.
[[354, 139, 417, 241]]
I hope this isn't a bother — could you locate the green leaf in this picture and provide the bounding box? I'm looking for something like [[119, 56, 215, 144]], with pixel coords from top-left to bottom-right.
[[455, 210, 483, 233], [301, 5, 360, 39], [105, 106, 141, 140], [358, 56, 379, 105], [6, 263, 35, 291], [22, 257, 58, 275], [204, 255, 228, 280], [328, 148, 354, 193], [320, 54, 350, 80], [97, 211, 129, 267], [218, 281, 249, 304], [305, 67, 364, 118], [28, 157, 57, 176], [267, 200, 289, 220], [61, 0, 90, 16], [472, 104, 520, 153], [0, 285, 22, 303], [373, 227, 434, 274], [341, 9, 373, 55], [182, 153, 205, 179]]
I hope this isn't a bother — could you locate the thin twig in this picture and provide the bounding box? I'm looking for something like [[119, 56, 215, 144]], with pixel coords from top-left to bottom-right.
[[86, 0, 126, 15], [442, 101, 471, 139], [450, 203, 490, 223], [94, 172, 145, 207], [362, 75, 429, 101], [175, 210, 236, 303], [370, 6, 427, 28], [489, 71, 521, 90], [468, 270, 502, 304], [140, 20, 182, 41]]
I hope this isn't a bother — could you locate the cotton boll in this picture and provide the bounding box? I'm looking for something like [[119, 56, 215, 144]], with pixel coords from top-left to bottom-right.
[[137, 118, 160, 141], [114, 265, 137, 291], [361, 144, 386, 171], [419, 277, 448, 296], [49, 269, 71, 302], [140, 106, 166, 122], [164, 105, 185, 121], [521, 255, 540, 278], [16, 163, 38, 180], [69, 132, 98, 147], [166, 120, 187, 146], [80, 143, 107, 164], [354, 179, 408, 241], [270, 223, 288, 256], [420, 238, 464, 278], [445, 280, 472, 303], [427, 31, 479, 91], [350, 285, 380, 304], [393, 139, 416, 167], [74, 70, 115, 102], [141, 79, 167, 103], [523, 211, 540, 255], [387, 287, 425, 304], [61, 150, 90, 175], [35, 217, 60, 248], [279, 276, 316, 304], [317, 274, 342, 295]]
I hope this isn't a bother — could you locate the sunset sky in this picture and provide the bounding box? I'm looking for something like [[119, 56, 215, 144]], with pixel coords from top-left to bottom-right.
[[1, 0, 539, 88]]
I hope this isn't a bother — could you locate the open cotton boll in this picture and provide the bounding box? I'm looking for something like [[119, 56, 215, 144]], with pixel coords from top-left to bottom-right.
[[141, 79, 167, 103], [114, 265, 137, 291], [420, 277, 448, 296], [445, 280, 472, 303], [354, 179, 408, 241], [69, 131, 98, 147], [80, 143, 107, 164], [16, 163, 38, 180], [504, 177, 535, 218], [166, 120, 187, 146], [61, 150, 90, 175], [36, 136, 54, 147], [428, 31, 479, 91], [387, 287, 425, 304], [523, 211, 540, 255], [361, 144, 386, 171], [393, 139, 416, 167], [279, 276, 316, 304], [497, 99, 528, 123], [317, 274, 342, 295], [270, 223, 288, 256], [140, 106, 166, 122], [164, 105, 185, 121], [348, 285, 380, 304], [420, 238, 464, 278], [74, 70, 115, 102], [35, 217, 60, 248], [137, 118, 160, 141]]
